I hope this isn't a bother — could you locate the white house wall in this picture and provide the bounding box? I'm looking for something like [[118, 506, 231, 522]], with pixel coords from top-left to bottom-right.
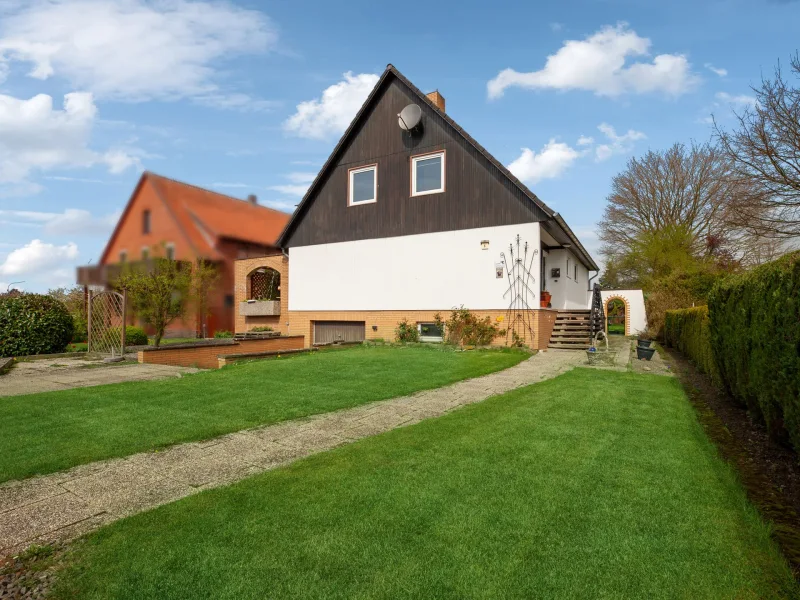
[[600, 289, 647, 334], [289, 223, 541, 311], [543, 248, 589, 310]]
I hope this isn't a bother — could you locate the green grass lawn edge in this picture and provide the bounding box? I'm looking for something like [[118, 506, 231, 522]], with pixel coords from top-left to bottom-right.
[[0, 345, 528, 483], [52, 368, 798, 599]]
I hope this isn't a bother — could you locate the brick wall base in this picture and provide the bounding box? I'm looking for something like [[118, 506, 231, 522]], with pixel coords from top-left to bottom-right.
[[138, 336, 305, 369], [283, 309, 558, 350]]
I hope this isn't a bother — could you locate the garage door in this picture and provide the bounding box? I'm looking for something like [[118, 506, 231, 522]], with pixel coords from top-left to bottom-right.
[[313, 321, 366, 345]]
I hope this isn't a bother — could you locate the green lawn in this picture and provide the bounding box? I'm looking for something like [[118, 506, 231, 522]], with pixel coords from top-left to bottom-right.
[[54, 369, 796, 599], [0, 346, 526, 482]]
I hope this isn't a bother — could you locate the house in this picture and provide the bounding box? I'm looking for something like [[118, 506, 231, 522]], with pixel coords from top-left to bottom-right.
[[235, 64, 599, 350], [77, 172, 290, 337]]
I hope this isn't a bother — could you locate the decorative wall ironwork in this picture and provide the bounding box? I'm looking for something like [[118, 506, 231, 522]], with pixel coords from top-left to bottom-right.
[[590, 283, 605, 338], [249, 268, 280, 301], [87, 290, 127, 356], [501, 235, 538, 346]]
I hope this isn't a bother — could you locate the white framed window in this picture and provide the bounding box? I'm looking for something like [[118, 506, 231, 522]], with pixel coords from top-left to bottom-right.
[[418, 322, 444, 342], [119, 250, 127, 263], [574, 264, 578, 281], [165, 243, 175, 261], [348, 164, 377, 206], [411, 150, 445, 196], [566, 257, 571, 279]]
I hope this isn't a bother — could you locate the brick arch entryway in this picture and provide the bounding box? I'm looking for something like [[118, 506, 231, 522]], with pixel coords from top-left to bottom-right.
[[605, 295, 631, 337]]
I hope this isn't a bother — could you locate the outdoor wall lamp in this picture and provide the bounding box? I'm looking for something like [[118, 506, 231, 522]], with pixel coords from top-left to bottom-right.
[[480, 240, 489, 250], [372, 325, 378, 331]]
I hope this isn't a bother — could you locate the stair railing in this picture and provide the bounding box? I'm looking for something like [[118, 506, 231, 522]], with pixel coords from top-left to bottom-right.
[[590, 284, 604, 339]]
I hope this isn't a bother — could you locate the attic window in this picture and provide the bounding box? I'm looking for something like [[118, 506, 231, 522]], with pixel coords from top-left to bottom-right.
[[411, 151, 445, 196], [142, 210, 151, 234], [348, 165, 377, 206]]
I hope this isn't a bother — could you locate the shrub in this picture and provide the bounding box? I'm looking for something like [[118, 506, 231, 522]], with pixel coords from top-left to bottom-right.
[[708, 251, 800, 448], [664, 307, 719, 384], [395, 319, 419, 343], [445, 306, 501, 346], [124, 326, 149, 346], [214, 330, 233, 339], [250, 326, 273, 332], [0, 293, 75, 357]]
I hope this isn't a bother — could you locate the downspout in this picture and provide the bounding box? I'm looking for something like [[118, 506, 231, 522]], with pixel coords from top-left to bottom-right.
[[587, 271, 598, 292], [281, 247, 289, 332]]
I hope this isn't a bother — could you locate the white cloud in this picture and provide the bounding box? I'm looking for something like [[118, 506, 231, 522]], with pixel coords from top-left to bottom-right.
[[594, 123, 646, 161], [0, 208, 119, 235], [0, 92, 141, 188], [0, 239, 78, 277], [488, 23, 698, 99], [285, 72, 379, 139], [577, 135, 594, 146], [262, 199, 298, 213], [507, 140, 581, 184], [285, 172, 316, 184], [705, 63, 728, 77], [0, 0, 277, 102], [194, 94, 280, 112], [715, 91, 757, 109], [269, 184, 309, 197]]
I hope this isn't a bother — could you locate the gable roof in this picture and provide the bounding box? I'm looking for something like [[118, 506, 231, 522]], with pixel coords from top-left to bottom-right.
[[100, 172, 291, 263], [277, 64, 598, 271]]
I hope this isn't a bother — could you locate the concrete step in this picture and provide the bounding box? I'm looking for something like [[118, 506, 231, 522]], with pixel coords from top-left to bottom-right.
[[548, 342, 591, 349]]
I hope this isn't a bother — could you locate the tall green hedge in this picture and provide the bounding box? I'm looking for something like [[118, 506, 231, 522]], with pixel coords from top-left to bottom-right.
[[664, 306, 720, 385], [0, 293, 75, 357], [707, 251, 800, 446]]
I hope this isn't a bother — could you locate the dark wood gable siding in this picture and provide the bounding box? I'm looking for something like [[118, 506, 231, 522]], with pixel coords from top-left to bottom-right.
[[283, 76, 549, 248]]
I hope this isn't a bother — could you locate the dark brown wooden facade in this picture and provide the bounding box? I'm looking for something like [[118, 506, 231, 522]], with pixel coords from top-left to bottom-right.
[[281, 72, 550, 248]]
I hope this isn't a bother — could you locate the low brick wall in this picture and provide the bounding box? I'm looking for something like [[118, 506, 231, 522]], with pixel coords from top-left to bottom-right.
[[138, 336, 305, 369]]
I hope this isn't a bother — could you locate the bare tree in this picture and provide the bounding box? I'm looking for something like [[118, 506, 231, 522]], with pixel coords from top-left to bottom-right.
[[715, 54, 800, 237], [599, 142, 756, 283]]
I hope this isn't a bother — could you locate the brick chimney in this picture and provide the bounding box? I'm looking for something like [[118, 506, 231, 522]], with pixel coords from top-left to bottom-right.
[[247, 194, 257, 205], [426, 90, 445, 112]]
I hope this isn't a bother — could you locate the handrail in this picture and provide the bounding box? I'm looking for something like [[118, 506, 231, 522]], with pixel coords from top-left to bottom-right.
[[590, 283, 604, 337]]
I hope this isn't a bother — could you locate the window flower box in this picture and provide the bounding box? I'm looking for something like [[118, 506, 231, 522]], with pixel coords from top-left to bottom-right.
[[239, 300, 280, 316]]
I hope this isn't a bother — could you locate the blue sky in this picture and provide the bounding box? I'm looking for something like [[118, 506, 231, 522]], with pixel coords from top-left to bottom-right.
[[0, 0, 797, 292]]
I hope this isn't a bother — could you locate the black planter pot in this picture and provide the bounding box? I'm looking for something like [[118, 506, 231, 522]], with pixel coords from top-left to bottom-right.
[[637, 339, 652, 348], [637, 345, 656, 361]]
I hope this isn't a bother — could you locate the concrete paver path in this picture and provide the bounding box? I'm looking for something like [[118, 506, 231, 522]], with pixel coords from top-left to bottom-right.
[[0, 349, 584, 557], [0, 357, 199, 397]]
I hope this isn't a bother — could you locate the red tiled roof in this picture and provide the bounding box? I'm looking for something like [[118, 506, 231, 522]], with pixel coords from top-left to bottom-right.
[[101, 172, 291, 263]]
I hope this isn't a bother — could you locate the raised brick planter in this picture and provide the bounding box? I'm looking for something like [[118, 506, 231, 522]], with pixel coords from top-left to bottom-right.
[[138, 336, 305, 369]]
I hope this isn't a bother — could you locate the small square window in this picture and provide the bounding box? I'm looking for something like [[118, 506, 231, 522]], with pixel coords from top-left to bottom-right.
[[349, 165, 377, 205], [412, 151, 445, 196], [418, 322, 444, 342], [165, 243, 175, 261]]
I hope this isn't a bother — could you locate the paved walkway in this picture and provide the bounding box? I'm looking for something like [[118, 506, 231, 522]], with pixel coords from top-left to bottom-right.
[[0, 357, 199, 397], [0, 349, 585, 557]]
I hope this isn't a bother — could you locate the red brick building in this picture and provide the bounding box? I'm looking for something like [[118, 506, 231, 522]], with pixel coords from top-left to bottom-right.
[[78, 172, 290, 337]]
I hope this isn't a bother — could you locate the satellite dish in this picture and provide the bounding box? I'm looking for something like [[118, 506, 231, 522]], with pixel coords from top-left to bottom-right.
[[398, 104, 422, 131]]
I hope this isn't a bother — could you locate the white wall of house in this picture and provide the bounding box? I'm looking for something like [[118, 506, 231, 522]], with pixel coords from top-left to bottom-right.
[[289, 223, 541, 311], [600, 289, 647, 334], [543, 248, 589, 310]]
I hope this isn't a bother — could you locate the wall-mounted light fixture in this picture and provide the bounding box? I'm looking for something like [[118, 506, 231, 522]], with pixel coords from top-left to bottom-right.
[[372, 325, 378, 331], [480, 240, 489, 250]]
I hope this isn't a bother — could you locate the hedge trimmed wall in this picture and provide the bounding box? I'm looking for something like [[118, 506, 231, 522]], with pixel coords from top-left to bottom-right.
[[664, 306, 719, 385], [707, 251, 800, 447]]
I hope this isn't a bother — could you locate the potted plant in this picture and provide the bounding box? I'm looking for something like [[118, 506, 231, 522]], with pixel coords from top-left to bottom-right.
[[540, 290, 552, 308], [636, 344, 656, 360]]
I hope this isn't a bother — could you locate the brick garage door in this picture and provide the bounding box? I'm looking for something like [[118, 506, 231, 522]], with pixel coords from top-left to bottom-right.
[[313, 321, 365, 345]]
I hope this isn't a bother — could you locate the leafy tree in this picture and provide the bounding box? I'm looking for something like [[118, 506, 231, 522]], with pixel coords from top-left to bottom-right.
[[117, 251, 192, 347], [48, 286, 87, 342]]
